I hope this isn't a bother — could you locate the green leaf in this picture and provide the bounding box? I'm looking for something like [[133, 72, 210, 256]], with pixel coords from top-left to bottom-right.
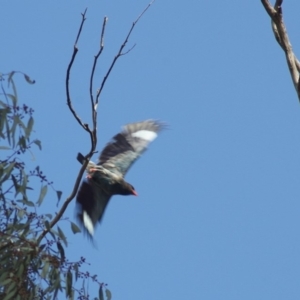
[[66, 270, 73, 297], [41, 261, 50, 279], [10, 77, 18, 105], [10, 116, 18, 148], [99, 286, 104, 300], [74, 263, 79, 281], [44, 220, 51, 230], [17, 209, 25, 219], [105, 288, 112, 300], [17, 263, 24, 277], [0, 100, 8, 107], [57, 226, 67, 247], [25, 116, 34, 139], [71, 222, 81, 234], [5, 281, 16, 297], [11, 174, 19, 195], [57, 242, 65, 261], [0, 162, 15, 184], [0, 163, 4, 177], [0, 108, 8, 139], [33, 139, 42, 150], [16, 115, 26, 130], [5, 113, 11, 145], [20, 222, 30, 237], [18, 135, 27, 151], [0, 278, 12, 286], [6, 94, 17, 106], [21, 172, 28, 195], [56, 190, 62, 202], [24, 73, 35, 84], [37, 185, 48, 206], [3, 290, 16, 300], [7, 71, 15, 86], [22, 199, 35, 207], [0, 272, 8, 284]]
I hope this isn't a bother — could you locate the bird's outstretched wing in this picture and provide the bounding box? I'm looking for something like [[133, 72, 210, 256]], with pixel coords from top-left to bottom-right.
[[76, 179, 111, 237], [99, 120, 164, 176]]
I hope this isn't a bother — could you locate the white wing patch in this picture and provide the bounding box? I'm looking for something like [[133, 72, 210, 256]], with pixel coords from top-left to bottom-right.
[[132, 130, 157, 141], [83, 211, 94, 236]]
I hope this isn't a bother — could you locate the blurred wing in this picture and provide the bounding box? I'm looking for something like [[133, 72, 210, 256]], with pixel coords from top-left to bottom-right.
[[76, 179, 111, 237], [99, 120, 164, 176]]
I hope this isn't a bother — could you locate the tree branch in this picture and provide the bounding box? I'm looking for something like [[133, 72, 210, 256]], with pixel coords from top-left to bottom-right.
[[38, 0, 156, 244], [38, 8, 96, 244], [89, 17, 108, 110], [95, 0, 156, 103], [65, 9, 92, 133], [89, 17, 108, 145], [261, 0, 300, 100]]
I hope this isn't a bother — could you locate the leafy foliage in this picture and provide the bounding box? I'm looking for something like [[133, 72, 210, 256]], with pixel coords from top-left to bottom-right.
[[0, 72, 111, 300]]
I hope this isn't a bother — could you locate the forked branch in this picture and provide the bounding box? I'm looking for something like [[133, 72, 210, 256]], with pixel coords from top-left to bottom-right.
[[261, 0, 300, 100], [95, 0, 156, 103], [38, 0, 156, 243]]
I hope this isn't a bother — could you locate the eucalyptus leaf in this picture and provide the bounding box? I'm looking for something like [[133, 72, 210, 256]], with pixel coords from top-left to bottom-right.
[[7, 71, 15, 86], [57, 242, 65, 261], [41, 261, 50, 279], [10, 77, 18, 105], [105, 288, 112, 300], [25, 116, 34, 139], [0, 162, 15, 183], [33, 139, 42, 150], [57, 226, 67, 247], [37, 185, 48, 206], [71, 222, 81, 234], [56, 190, 62, 202], [66, 270, 73, 297], [99, 286, 104, 300], [24, 73, 35, 84]]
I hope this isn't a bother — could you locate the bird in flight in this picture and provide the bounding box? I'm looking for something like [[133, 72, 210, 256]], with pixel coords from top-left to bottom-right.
[[76, 120, 164, 238]]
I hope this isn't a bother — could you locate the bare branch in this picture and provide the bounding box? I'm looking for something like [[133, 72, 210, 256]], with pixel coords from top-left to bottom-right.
[[95, 0, 156, 104], [89, 17, 108, 107], [89, 16, 108, 138], [120, 43, 137, 56], [261, 0, 300, 100], [38, 1, 155, 244], [66, 8, 90, 132], [75, 8, 88, 46], [38, 9, 96, 243]]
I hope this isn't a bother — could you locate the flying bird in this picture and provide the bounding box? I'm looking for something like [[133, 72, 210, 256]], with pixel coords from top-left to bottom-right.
[[76, 120, 164, 237]]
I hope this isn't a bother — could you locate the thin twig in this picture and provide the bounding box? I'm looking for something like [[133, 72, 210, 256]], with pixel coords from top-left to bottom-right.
[[38, 1, 155, 244], [38, 8, 94, 244], [261, 0, 300, 100], [75, 8, 88, 46], [89, 17, 108, 109], [89, 16, 108, 145], [66, 8, 89, 132], [95, 0, 156, 103]]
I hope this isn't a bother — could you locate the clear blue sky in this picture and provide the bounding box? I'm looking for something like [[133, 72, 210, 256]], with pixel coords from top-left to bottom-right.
[[1, 1, 300, 299]]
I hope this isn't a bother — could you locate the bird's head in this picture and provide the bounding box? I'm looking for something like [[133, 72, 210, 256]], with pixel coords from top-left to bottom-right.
[[115, 181, 138, 196], [129, 184, 138, 196]]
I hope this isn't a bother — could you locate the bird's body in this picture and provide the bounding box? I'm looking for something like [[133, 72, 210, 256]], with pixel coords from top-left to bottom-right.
[[76, 120, 164, 237]]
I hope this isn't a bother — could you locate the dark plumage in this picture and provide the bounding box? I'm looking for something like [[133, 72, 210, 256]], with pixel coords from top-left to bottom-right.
[[76, 120, 164, 237]]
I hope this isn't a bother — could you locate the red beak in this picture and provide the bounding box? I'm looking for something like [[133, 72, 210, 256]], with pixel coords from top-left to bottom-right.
[[132, 190, 138, 196]]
